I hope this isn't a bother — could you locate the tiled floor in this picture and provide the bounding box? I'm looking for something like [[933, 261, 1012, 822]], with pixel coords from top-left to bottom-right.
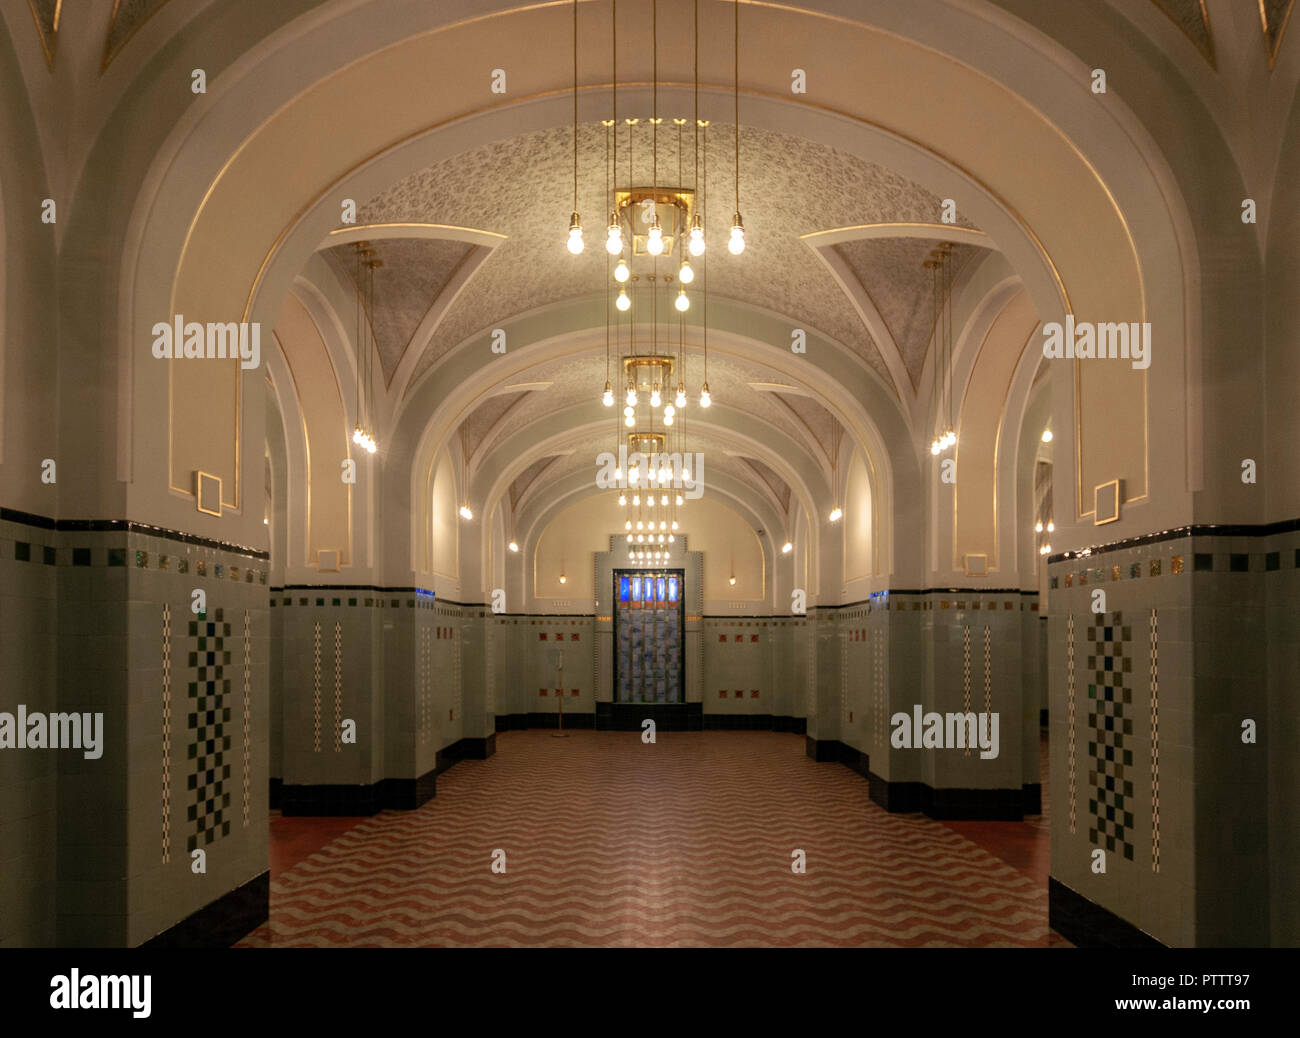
[[242, 729, 1066, 947]]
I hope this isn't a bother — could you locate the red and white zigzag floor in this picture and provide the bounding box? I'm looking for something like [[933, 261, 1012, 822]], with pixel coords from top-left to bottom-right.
[[238, 730, 1065, 947]]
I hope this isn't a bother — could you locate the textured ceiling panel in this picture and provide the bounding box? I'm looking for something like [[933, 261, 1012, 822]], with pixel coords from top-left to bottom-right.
[[361, 123, 974, 389], [772, 392, 841, 462], [459, 390, 530, 452], [324, 237, 472, 383], [833, 237, 983, 388], [741, 457, 792, 512], [1149, 0, 1215, 66], [103, 0, 170, 69]]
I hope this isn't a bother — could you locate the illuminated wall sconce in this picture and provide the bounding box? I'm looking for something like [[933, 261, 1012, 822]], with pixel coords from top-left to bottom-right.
[[828, 507, 843, 522], [1041, 428, 1053, 443], [559, 574, 567, 585], [782, 542, 793, 554], [508, 540, 519, 552], [459, 505, 473, 520]]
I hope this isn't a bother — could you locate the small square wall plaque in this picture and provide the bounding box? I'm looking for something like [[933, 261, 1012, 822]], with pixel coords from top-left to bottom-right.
[[963, 553, 989, 577], [1094, 479, 1122, 525], [195, 471, 222, 516], [317, 549, 340, 573]]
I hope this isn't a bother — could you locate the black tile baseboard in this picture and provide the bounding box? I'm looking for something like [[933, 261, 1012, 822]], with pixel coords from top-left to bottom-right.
[[1049, 878, 1166, 948], [140, 870, 269, 948], [268, 777, 282, 810], [865, 772, 1034, 820], [595, 702, 704, 731], [281, 762, 441, 815]]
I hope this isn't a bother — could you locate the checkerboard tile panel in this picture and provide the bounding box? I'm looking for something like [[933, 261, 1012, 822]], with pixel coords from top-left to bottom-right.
[[187, 609, 233, 851], [1086, 612, 1135, 861]]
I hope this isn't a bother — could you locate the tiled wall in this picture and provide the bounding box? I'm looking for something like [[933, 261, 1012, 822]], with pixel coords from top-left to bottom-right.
[[0, 517, 59, 946]]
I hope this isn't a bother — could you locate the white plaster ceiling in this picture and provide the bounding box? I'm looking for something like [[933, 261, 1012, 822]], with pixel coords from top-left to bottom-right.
[[359, 122, 980, 388]]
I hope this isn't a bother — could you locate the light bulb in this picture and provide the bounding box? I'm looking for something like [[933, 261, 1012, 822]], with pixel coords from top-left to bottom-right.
[[629, 468, 639, 483], [624, 414, 635, 427], [614, 258, 630, 283], [559, 574, 567, 584], [626, 386, 637, 406], [459, 505, 473, 520], [633, 495, 640, 506], [508, 540, 519, 552], [636, 520, 644, 530], [1047, 521, 1055, 533], [637, 534, 645, 543], [614, 467, 622, 480], [660, 467, 670, 482], [625, 519, 632, 530], [930, 440, 941, 456], [603, 382, 614, 407], [675, 494, 683, 506], [650, 389, 661, 408], [663, 414, 674, 426], [605, 216, 623, 255], [675, 289, 690, 312], [829, 507, 843, 522], [616, 287, 631, 311], [699, 384, 711, 408], [367, 440, 377, 454], [1035, 520, 1043, 533], [668, 534, 675, 543], [659, 519, 666, 529], [660, 496, 668, 507], [688, 215, 705, 255], [658, 534, 665, 543], [626, 533, 633, 543], [567, 212, 584, 254], [729, 576, 737, 586], [678, 261, 694, 284], [664, 404, 675, 418], [647, 223, 665, 255], [624, 405, 634, 418], [619, 495, 627, 507], [671, 520, 678, 531], [352, 428, 361, 444], [728, 213, 745, 255], [1041, 429, 1053, 443], [675, 386, 686, 408], [782, 542, 793, 553]]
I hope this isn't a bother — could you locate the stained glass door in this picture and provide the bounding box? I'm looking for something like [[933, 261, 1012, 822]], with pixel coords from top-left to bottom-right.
[[614, 569, 684, 703]]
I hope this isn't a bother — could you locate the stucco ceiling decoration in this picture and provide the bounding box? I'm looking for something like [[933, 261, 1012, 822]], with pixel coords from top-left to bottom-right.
[[1148, 0, 1216, 68], [323, 237, 473, 384], [359, 123, 964, 387], [103, 0, 170, 71], [1261, 0, 1296, 67], [461, 389, 535, 468], [770, 392, 841, 468], [833, 237, 984, 390], [740, 457, 792, 513], [509, 454, 567, 512], [27, 0, 59, 68]]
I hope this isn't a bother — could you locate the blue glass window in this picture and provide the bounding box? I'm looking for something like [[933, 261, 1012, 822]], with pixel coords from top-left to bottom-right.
[[631, 576, 642, 602], [619, 576, 630, 602], [656, 576, 666, 602], [667, 576, 678, 602]]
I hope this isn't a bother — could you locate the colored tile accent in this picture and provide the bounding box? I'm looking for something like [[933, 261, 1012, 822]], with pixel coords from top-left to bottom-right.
[[1086, 612, 1135, 862]]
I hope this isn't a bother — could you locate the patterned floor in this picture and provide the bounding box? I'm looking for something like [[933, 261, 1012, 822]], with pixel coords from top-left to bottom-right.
[[240, 730, 1060, 947]]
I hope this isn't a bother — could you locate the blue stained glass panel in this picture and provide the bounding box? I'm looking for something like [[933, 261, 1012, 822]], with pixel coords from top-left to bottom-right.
[[619, 576, 630, 602], [656, 576, 666, 602], [667, 576, 678, 602], [631, 576, 642, 602]]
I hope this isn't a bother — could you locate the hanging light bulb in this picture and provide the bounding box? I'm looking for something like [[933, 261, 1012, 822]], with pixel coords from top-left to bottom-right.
[[626, 385, 637, 406], [1041, 428, 1053, 443], [619, 495, 627, 507], [632, 494, 640, 506], [671, 519, 679, 531], [828, 506, 843, 522], [605, 214, 623, 255], [659, 520, 667, 530], [624, 414, 635, 427], [459, 505, 473, 520], [629, 467, 639, 483], [614, 258, 630, 283], [1035, 520, 1043, 533], [603, 382, 614, 407], [650, 387, 661, 408], [675, 494, 683, 506], [352, 427, 362, 445], [366, 439, 377, 455], [930, 439, 942, 456], [614, 466, 622, 480], [624, 405, 634, 419], [782, 542, 793, 553], [728, 213, 745, 254], [567, 212, 584, 254], [508, 540, 519, 552], [664, 404, 675, 419], [660, 496, 668, 507], [688, 213, 706, 255], [636, 520, 644, 530], [674, 288, 690, 312], [626, 533, 633, 543], [675, 385, 687, 408], [663, 414, 674, 426], [678, 260, 694, 284], [646, 216, 665, 255], [637, 534, 645, 543], [616, 286, 631, 311], [668, 534, 675, 543], [1047, 521, 1055, 533], [699, 383, 711, 408]]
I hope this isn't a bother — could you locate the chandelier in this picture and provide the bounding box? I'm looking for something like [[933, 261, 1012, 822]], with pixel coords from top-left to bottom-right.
[[926, 243, 956, 456], [351, 242, 378, 454]]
